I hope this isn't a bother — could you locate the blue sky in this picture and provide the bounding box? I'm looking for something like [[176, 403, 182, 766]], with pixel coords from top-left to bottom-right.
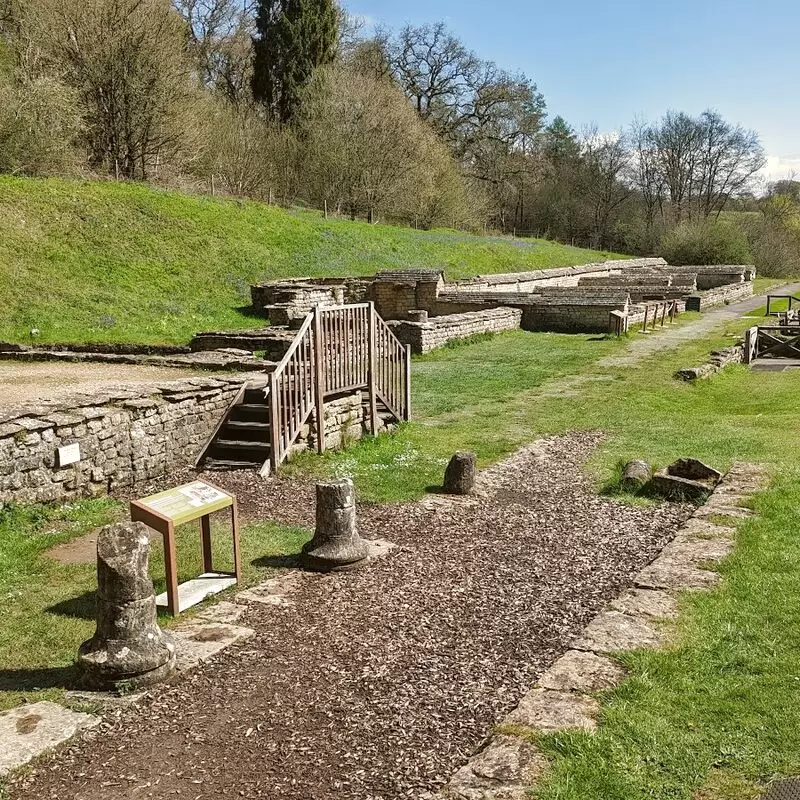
[[346, 0, 799, 183]]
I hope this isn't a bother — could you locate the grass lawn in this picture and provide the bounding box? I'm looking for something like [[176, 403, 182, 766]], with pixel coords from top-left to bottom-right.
[[0, 500, 310, 711], [0, 176, 623, 345]]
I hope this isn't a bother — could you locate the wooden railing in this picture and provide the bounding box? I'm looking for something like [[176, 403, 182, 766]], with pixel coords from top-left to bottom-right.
[[373, 312, 411, 424], [266, 313, 317, 475], [266, 303, 410, 475]]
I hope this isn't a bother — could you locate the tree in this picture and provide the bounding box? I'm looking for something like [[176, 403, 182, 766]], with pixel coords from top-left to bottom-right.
[[25, 0, 195, 180], [251, 0, 337, 123], [298, 63, 472, 226], [580, 130, 632, 250], [173, 0, 255, 105], [642, 109, 765, 223]]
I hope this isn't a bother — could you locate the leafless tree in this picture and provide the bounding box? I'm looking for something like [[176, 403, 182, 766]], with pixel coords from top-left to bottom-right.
[[173, 0, 255, 104]]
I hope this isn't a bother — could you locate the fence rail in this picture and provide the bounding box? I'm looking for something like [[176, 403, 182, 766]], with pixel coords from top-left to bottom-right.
[[266, 303, 410, 474]]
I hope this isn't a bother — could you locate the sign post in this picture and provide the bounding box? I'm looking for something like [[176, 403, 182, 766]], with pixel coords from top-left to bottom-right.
[[130, 480, 241, 616]]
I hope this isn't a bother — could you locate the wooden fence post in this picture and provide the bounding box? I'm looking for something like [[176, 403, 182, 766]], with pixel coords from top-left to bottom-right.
[[368, 303, 378, 436], [313, 308, 326, 453], [641, 305, 649, 333], [404, 344, 412, 421], [268, 371, 280, 474]]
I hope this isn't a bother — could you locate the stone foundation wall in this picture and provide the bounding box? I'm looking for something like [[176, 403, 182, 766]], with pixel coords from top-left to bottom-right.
[[294, 390, 366, 454], [676, 344, 745, 380], [685, 281, 754, 311], [522, 303, 628, 333], [0, 377, 247, 504], [387, 308, 523, 354]]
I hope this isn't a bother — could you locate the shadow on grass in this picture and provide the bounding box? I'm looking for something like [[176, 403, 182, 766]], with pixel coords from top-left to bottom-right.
[[251, 554, 300, 569], [233, 305, 269, 323], [46, 591, 96, 621], [0, 665, 79, 692]]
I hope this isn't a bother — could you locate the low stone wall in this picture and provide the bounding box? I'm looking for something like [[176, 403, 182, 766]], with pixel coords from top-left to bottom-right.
[[0, 377, 247, 504], [666, 265, 754, 290], [387, 308, 523, 354], [685, 281, 754, 311], [522, 297, 630, 333], [626, 300, 687, 329], [448, 258, 668, 295], [676, 344, 745, 381], [294, 390, 367, 453]]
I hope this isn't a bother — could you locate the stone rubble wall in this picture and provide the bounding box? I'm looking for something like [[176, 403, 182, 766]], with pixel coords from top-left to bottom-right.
[[665, 265, 754, 290], [386, 308, 523, 354], [675, 344, 746, 381], [685, 281, 754, 312], [0, 377, 248, 504], [293, 390, 367, 454]]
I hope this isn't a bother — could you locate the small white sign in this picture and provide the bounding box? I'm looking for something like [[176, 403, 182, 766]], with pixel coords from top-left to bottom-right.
[[57, 443, 81, 467]]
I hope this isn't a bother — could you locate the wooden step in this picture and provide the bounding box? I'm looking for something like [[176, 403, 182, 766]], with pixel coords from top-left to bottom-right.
[[213, 439, 270, 453], [230, 403, 270, 422], [224, 420, 271, 440], [203, 457, 263, 471]]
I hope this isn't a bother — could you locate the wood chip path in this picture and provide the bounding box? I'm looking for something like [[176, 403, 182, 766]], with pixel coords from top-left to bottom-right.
[[8, 432, 691, 800]]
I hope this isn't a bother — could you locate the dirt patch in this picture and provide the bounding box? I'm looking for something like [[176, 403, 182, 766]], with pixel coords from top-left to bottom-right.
[[8, 432, 692, 800], [14, 715, 41, 735], [0, 362, 203, 409]]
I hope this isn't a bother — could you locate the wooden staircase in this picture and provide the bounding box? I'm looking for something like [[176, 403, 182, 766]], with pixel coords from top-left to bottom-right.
[[201, 385, 272, 471], [196, 303, 410, 475]]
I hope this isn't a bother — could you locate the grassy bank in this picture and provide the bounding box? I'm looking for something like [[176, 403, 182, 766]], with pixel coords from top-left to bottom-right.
[[0, 176, 621, 345]]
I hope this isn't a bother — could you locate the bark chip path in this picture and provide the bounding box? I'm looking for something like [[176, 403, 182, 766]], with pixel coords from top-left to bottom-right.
[[8, 432, 691, 800]]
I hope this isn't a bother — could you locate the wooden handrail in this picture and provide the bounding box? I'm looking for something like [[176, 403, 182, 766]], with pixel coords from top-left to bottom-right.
[[265, 302, 410, 474]]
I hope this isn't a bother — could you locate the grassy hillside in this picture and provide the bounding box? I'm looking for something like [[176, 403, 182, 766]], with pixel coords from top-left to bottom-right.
[[0, 176, 623, 344]]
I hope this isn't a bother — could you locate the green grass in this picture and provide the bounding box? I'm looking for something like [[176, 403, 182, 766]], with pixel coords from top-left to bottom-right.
[[532, 478, 800, 800], [0, 176, 622, 345], [0, 499, 310, 711]]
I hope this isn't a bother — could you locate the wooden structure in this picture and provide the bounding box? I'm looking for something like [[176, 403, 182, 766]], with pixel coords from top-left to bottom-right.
[[130, 480, 241, 616], [197, 303, 411, 475], [744, 325, 800, 364]]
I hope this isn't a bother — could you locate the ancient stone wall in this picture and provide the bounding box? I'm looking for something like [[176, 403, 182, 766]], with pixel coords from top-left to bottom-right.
[[0, 377, 246, 504], [387, 308, 523, 354], [685, 281, 754, 311]]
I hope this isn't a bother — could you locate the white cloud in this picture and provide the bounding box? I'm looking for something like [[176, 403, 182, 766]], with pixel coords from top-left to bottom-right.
[[760, 154, 800, 184]]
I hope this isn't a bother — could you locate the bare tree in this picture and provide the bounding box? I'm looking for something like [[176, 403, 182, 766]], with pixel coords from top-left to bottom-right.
[[580, 129, 632, 250], [173, 0, 255, 104], [26, 0, 195, 180]]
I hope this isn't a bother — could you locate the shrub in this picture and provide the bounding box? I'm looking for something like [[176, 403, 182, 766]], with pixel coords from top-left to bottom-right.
[[658, 219, 752, 265], [740, 217, 800, 278]]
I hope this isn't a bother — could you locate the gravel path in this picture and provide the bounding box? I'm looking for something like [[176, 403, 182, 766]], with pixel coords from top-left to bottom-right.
[[8, 433, 691, 800], [0, 362, 204, 408]]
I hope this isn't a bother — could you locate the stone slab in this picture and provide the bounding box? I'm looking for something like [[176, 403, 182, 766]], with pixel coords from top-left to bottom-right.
[[194, 600, 247, 625], [504, 688, 599, 732], [571, 611, 663, 653], [0, 701, 100, 776], [236, 571, 304, 607], [635, 557, 721, 591], [447, 735, 547, 800], [155, 573, 238, 614], [538, 650, 627, 693], [171, 622, 255, 671], [660, 537, 734, 564], [675, 518, 736, 541], [610, 588, 679, 620]]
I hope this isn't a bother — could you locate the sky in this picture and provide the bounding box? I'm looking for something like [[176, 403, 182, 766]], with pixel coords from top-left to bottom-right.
[[345, 0, 800, 185]]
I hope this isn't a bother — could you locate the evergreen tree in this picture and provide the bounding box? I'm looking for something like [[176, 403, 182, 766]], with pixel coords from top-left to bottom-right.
[[251, 0, 338, 124]]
